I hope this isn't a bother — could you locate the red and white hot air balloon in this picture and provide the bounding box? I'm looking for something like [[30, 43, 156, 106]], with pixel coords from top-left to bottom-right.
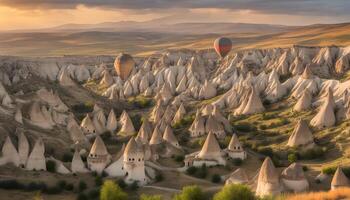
[[214, 37, 232, 58]]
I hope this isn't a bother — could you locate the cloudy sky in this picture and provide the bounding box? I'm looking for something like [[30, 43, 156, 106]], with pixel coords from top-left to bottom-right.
[[0, 0, 350, 30]]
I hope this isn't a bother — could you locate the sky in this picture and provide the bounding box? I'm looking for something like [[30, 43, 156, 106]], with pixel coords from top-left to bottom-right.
[[0, 0, 350, 30]]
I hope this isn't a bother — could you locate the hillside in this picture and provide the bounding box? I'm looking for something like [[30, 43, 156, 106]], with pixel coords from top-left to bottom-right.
[[0, 23, 350, 57]]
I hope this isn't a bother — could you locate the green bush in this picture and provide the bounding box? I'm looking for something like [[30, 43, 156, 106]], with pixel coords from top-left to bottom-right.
[[186, 165, 207, 179], [65, 183, 74, 191], [233, 123, 256, 132], [62, 153, 73, 162], [257, 147, 274, 157], [130, 114, 143, 130], [101, 131, 112, 140], [129, 96, 153, 108], [261, 113, 277, 120], [288, 153, 298, 163], [26, 182, 47, 191], [46, 160, 56, 173], [140, 194, 163, 200], [186, 166, 197, 175], [95, 176, 103, 187], [302, 166, 308, 171], [174, 155, 185, 162], [72, 103, 93, 113], [116, 179, 127, 189], [43, 186, 63, 194], [213, 184, 256, 200], [298, 147, 326, 160], [211, 174, 221, 183], [78, 180, 87, 192], [232, 158, 243, 166], [88, 188, 100, 200], [129, 181, 139, 190], [173, 115, 195, 129], [77, 193, 88, 200], [259, 125, 267, 130], [155, 173, 164, 182], [173, 185, 206, 200], [195, 164, 207, 179], [100, 181, 128, 200], [0, 179, 24, 190], [56, 180, 67, 189]]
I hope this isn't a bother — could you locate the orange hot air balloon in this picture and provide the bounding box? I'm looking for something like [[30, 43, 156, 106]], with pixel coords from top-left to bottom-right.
[[214, 37, 232, 58], [114, 53, 135, 81]]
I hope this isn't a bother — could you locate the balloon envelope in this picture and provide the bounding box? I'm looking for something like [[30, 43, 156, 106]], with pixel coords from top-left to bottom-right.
[[114, 53, 135, 81], [214, 37, 232, 58]]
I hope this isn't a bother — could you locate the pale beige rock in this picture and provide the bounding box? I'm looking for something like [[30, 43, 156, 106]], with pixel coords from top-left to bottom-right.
[[287, 119, 314, 149], [26, 138, 46, 171], [331, 167, 349, 190], [256, 157, 281, 196]]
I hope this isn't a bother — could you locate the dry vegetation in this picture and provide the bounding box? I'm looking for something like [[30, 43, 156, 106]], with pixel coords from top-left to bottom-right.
[[286, 187, 350, 200], [1, 23, 350, 57]]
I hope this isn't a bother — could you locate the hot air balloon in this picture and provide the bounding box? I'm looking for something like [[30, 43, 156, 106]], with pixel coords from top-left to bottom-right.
[[214, 37, 232, 58], [114, 53, 135, 81]]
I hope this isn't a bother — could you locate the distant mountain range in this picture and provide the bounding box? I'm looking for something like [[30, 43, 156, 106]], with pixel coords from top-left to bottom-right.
[[7, 18, 293, 35]]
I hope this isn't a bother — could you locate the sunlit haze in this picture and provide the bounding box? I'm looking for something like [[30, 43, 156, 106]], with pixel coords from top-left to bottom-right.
[[0, 0, 350, 31]]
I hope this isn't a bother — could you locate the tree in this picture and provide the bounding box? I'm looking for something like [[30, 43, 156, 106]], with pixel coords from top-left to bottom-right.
[[100, 180, 128, 200], [213, 184, 256, 200], [140, 194, 163, 200], [173, 185, 206, 200]]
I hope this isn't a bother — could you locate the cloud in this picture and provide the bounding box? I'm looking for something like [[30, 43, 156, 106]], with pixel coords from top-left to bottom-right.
[[1, 0, 349, 17]]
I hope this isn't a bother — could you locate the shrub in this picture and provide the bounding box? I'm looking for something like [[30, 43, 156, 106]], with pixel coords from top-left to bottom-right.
[[186, 166, 197, 175], [322, 166, 337, 175], [173, 115, 195, 129], [232, 158, 243, 166], [101, 131, 112, 140], [43, 186, 63, 194], [233, 123, 256, 132], [77, 193, 88, 200], [100, 180, 127, 200], [62, 153, 73, 162], [211, 174, 221, 183], [197, 138, 206, 147], [173, 185, 206, 200], [130, 114, 143, 130], [257, 147, 274, 157], [298, 147, 326, 160], [302, 165, 308, 171], [174, 155, 185, 163], [259, 125, 267, 130], [213, 184, 256, 200], [140, 194, 163, 200], [95, 176, 103, 187], [133, 96, 152, 108], [26, 181, 47, 191], [288, 153, 298, 163], [0, 179, 24, 190], [65, 183, 74, 191], [56, 180, 67, 189], [261, 113, 277, 120], [78, 180, 87, 192], [88, 188, 100, 200], [116, 179, 127, 189], [195, 164, 207, 179], [129, 181, 139, 190], [46, 160, 56, 173], [91, 171, 98, 177], [72, 103, 93, 113], [155, 173, 164, 182]]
